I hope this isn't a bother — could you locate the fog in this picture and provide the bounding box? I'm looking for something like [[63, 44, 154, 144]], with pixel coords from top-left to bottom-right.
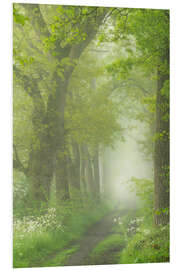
[[101, 120, 153, 209]]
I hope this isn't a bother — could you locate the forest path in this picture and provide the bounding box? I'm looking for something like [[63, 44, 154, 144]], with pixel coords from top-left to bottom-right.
[[32, 207, 133, 267], [64, 207, 129, 266]]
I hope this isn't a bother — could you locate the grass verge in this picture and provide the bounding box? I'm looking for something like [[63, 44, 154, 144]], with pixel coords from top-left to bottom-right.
[[13, 200, 113, 268], [88, 233, 126, 265]]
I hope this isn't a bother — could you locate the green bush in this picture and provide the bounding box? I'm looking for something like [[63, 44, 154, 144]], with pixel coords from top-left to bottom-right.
[[117, 177, 169, 264], [127, 177, 154, 222], [119, 223, 169, 264]]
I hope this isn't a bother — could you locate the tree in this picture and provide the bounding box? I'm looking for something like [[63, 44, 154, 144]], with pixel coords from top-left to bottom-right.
[[107, 8, 169, 224], [64, 43, 123, 200], [128, 9, 169, 225], [13, 3, 109, 207]]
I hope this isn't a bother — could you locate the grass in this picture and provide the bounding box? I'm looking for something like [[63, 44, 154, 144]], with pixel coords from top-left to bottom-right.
[[87, 209, 137, 265], [13, 204, 170, 267], [88, 208, 169, 266], [13, 230, 73, 268], [35, 245, 80, 267], [88, 233, 126, 265], [119, 222, 169, 264], [116, 177, 170, 264], [13, 199, 113, 268]]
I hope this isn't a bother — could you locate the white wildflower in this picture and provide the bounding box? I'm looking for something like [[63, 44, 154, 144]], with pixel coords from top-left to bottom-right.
[[143, 229, 150, 235]]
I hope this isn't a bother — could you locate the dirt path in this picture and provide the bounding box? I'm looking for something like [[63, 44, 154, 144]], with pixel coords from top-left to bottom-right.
[[64, 208, 128, 266]]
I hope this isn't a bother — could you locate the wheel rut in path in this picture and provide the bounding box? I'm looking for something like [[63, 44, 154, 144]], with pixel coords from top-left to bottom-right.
[[65, 208, 128, 266]]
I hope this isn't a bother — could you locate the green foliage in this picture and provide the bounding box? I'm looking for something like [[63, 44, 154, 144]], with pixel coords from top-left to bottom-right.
[[38, 245, 80, 267], [42, 5, 107, 51], [89, 234, 126, 265], [126, 9, 169, 69], [106, 58, 135, 80], [128, 177, 154, 209], [13, 3, 121, 179], [113, 178, 169, 264], [104, 209, 169, 265], [13, 199, 111, 268], [63, 44, 124, 151], [155, 208, 168, 216], [119, 223, 169, 263], [65, 91, 122, 148], [13, 6, 28, 26], [13, 4, 169, 267]]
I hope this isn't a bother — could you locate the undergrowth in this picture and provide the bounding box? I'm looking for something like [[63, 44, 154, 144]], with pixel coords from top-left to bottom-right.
[[118, 177, 170, 264], [13, 171, 115, 268], [119, 222, 169, 264], [13, 197, 112, 268], [88, 177, 169, 265]]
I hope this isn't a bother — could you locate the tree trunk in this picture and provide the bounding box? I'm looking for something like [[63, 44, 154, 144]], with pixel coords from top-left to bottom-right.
[[83, 145, 96, 196], [102, 148, 111, 196], [27, 142, 54, 208], [154, 52, 169, 225], [52, 74, 70, 203], [67, 145, 81, 201], [71, 142, 81, 191], [55, 151, 70, 202], [80, 145, 87, 194], [25, 80, 55, 209], [93, 149, 100, 201]]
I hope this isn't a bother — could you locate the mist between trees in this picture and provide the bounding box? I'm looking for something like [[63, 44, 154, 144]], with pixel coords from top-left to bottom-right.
[[13, 4, 169, 267]]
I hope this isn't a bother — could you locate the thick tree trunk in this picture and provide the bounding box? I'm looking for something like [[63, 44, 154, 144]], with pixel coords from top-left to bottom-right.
[[52, 74, 70, 203], [55, 151, 70, 202], [154, 53, 169, 225], [23, 81, 55, 209], [27, 142, 54, 208]]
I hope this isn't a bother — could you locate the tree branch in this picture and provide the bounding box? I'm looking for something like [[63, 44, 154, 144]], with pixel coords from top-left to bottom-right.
[[22, 3, 51, 38], [13, 144, 27, 174]]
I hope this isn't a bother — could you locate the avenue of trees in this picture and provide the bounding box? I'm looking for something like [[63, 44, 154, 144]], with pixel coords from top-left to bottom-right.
[[13, 4, 169, 226]]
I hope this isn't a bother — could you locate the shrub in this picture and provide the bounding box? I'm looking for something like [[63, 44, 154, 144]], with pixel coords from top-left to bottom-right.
[[119, 223, 169, 263]]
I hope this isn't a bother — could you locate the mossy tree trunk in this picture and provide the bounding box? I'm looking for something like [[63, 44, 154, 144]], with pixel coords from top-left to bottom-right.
[[154, 51, 169, 225]]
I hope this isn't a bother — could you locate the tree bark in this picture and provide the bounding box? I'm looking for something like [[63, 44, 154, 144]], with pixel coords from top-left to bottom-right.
[[154, 52, 169, 225], [13, 74, 55, 208], [55, 151, 70, 202], [27, 142, 54, 208]]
